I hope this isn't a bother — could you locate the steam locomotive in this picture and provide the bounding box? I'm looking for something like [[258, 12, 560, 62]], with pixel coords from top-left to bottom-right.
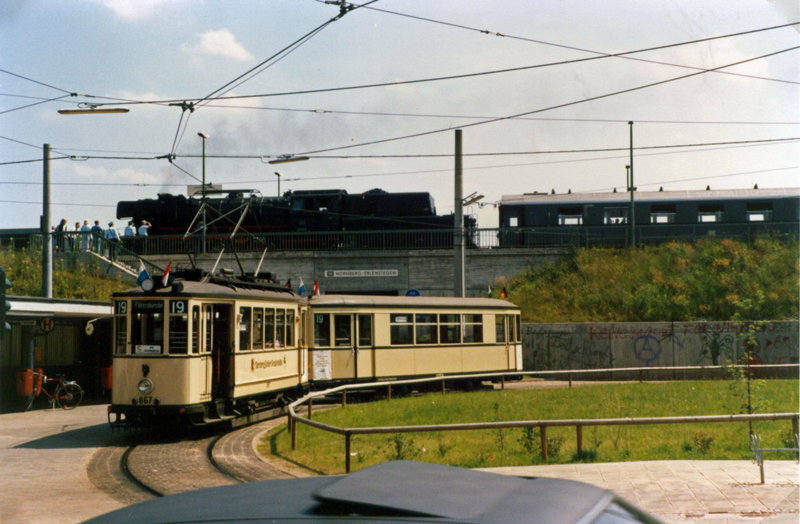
[[116, 188, 474, 236]]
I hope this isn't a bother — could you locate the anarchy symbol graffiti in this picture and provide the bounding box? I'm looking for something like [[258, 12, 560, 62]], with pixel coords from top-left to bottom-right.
[[633, 335, 662, 366]]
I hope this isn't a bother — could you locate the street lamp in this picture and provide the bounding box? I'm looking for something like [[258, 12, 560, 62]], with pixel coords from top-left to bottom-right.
[[268, 155, 309, 165], [198, 132, 209, 254], [274, 172, 282, 196]]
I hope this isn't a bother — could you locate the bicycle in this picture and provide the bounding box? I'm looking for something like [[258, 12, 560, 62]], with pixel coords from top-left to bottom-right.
[[25, 372, 84, 411]]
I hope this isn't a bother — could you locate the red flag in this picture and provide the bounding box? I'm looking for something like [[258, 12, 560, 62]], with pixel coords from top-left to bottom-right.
[[313, 279, 320, 296], [500, 287, 507, 299], [161, 260, 172, 287], [285, 278, 292, 289]]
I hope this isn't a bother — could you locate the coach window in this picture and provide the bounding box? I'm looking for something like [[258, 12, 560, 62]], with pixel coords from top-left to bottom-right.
[[265, 309, 275, 348], [698, 204, 724, 223], [509, 217, 519, 227], [516, 315, 521, 342], [747, 203, 772, 222], [390, 314, 413, 345], [604, 207, 628, 225], [239, 307, 252, 351], [253, 308, 264, 349], [415, 314, 438, 344], [463, 314, 483, 343], [286, 310, 295, 347], [114, 300, 128, 355], [276, 310, 285, 348], [439, 314, 461, 344], [496, 315, 506, 343], [191, 306, 200, 354], [358, 315, 372, 346], [650, 205, 676, 224], [558, 207, 583, 226], [204, 305, 213, 353], [314, 313, 330, 346], [131, 301, 164, 354], [334, 315, 352, 347]]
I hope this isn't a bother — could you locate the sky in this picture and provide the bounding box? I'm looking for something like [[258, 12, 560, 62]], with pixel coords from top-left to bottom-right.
[[1, 0, 798, 231]]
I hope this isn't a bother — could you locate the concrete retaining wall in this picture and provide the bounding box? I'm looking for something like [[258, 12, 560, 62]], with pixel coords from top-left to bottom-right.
[[522, 321, 799, 378]]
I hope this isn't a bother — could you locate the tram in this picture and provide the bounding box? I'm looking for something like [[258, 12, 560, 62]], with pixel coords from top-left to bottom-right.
[[108, 271, 522, 429]]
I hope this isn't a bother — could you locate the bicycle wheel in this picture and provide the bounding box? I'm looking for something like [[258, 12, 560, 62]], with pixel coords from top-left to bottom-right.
[[25, 388, 37, 411], [55, 383, 83, 410]]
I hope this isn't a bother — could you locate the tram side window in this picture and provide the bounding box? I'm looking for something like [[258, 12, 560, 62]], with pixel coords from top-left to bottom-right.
[[496, 315, 506, 343], [132, 301, 164, 354], [314, 313, 330, 346], [439, 314, 461, 344], [114, 300, 127, 355], [253, 308, 263, 349], [334, 315, 352, 347], [358, 315, 372, 346], [264, 309, 275, 348], [191, 306, 200, 354], [276, 310, 285, 348], [239, 307, 252, 351], [415, 314, 438, 344], [463, 314, 483, 343], [169, 314, 189, 354], [390, 314, 413, 345], [286, 310, 294, 347], [516, 315, 521, 343]]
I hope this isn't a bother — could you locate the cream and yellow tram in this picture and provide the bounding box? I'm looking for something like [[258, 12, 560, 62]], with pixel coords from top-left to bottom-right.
[[308, 295, 522, 388], [109, 274, 308, 428]]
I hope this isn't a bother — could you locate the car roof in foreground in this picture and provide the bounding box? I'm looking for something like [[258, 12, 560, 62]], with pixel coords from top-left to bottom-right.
[[83, 461, 660, 524]]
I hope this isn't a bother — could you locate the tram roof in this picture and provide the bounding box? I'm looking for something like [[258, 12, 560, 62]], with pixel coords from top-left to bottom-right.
[[501, 187, 800, 206], [310, 295, 519, 310], [114, 279, 302, 303]]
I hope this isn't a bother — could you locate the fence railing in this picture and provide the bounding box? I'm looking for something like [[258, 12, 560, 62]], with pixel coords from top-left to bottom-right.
[[10, 221, 798, 255], [288, 364, 800, 473], [42, 231, 164, 277]]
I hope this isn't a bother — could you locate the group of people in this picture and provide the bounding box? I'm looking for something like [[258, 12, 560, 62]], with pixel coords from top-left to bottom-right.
[[53, 219, 152, 256]]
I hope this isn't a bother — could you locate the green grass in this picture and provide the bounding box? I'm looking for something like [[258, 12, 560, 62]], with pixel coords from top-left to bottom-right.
[[260, 380, 799, 474]]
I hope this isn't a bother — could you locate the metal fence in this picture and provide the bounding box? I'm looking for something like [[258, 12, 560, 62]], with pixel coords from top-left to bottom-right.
[[288, 364, 800, 473]]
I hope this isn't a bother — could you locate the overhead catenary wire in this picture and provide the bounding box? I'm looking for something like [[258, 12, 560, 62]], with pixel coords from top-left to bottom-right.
[[0, 68, 74, 95]]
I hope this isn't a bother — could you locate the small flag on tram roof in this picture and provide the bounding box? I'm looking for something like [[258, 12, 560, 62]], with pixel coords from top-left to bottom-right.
[[136, 260, 150, 286], [285, 278, 292, 289], [487, 285, 492, 297], [298, 279, 306, 296], [500, 287, 507, 299], [313, 279, 320, 297], [161, 260, 172, 287]]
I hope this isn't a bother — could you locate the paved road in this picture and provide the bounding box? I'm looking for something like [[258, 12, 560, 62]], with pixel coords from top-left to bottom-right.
[[0, 403, 797, 523]]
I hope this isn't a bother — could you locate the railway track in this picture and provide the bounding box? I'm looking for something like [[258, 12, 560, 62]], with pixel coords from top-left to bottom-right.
[[87, 416, 297, 504]]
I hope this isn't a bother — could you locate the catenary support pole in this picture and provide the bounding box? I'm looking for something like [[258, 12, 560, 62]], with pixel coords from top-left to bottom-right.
[[42, 144, 52, 298], [454, 129, 465, 297], [629, 122, 635, 247]]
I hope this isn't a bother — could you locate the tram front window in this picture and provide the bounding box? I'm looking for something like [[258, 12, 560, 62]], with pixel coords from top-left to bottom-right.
[[132, 301, 164, 354]]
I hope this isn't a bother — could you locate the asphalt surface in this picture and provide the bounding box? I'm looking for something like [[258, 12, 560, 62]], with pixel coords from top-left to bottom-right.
[[0, 402, 797, 524]]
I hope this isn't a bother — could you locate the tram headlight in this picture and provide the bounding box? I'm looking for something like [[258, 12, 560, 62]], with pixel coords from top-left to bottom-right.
[[137, 378, 154, 394]]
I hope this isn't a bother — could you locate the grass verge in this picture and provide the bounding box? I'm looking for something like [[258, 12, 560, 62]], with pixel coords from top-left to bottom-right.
[[259, 380, 799, 475]]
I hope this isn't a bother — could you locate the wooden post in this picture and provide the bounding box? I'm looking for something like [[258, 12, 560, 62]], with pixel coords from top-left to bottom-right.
[[501, 375, 505, 390], [308, 397, 313, 420], [342, 389, 347, 408], [291, 416, 297, 450], [576, 425, 583, 454], [388, 383, 392, 401], [568, 373, 572, 388], [793, 416, 798, 438], [638, 370, 643, 383], [345, 432, 351, 473], [442, 379, 446, 395], [540, 425, 548, 461]]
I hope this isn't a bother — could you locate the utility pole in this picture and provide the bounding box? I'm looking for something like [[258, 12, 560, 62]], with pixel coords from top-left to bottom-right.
[[628, 122, 635, 247], [198, 132, 209, 254], [42, 144, 52, 298], [454, 129, 465, 297]]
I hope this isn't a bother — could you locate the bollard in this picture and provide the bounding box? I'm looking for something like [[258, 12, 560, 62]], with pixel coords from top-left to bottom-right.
[[388, 383, 392, 401], [576, 425, 583, 454], [540, 426, 548, 461], [345, 432, 352, 473], [308, 396, 313, 420]]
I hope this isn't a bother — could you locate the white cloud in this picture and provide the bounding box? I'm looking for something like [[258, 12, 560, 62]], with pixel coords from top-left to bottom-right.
[[98, 0, 179, 22], [181, 29, 255, 62]]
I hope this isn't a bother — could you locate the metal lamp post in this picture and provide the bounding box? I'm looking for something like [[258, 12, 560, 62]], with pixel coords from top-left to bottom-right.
[[274, 172, 282, 196]]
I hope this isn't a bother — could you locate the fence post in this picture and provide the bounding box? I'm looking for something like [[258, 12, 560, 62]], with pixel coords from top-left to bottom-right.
[[576, 425, 583, 454], [388, 383, 392, 401], [568, 373, 572, 388], [501, 375, 505, 390], [540, 425, 548, 461], [308, 396, 313, 420], [793, 416, 798, 438], [342, 389, 347, 408], [442, 379, 446, 395], [291, 415, 297, 450], [345, 432, 352, 473]]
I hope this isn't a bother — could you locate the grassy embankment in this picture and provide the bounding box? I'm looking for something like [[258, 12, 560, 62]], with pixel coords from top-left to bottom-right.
[[0, 249, 129, 301], [262, 380, 799, 474], [494, 238, 798, 322]]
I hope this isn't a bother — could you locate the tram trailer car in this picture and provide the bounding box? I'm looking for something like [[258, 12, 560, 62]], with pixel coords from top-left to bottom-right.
[[116, 188, 475, 236], [109, 272, 522, 429], [498, 188, 800, 246]]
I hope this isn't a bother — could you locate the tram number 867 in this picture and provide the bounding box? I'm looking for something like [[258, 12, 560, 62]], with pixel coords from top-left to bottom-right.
[[137, 396, 153, 405]]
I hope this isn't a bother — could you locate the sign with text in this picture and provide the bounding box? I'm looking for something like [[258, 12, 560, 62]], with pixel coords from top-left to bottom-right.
[[324, 269, 398, 278]]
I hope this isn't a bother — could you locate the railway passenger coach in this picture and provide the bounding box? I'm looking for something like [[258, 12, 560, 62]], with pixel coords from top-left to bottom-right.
[[108, 271, 522, 429], [498, 187, 800, 246]]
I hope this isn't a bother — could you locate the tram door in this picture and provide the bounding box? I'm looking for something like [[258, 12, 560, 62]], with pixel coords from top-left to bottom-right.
[[333, 314, 373, 380], [209, 304, 232, 398]]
